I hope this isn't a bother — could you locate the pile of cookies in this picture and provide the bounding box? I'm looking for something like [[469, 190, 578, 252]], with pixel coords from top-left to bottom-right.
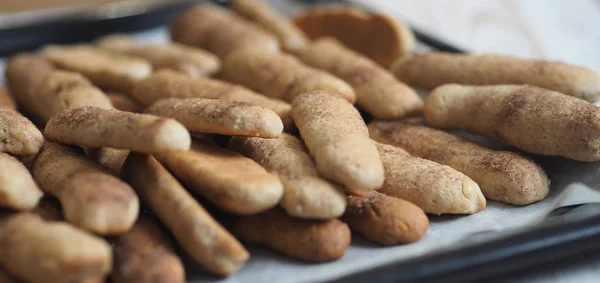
[[1, 0, 600, 282]]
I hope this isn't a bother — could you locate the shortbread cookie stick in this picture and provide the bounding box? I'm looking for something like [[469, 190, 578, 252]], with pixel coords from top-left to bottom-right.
[[369, 120, 550, 205], [342, 189, 428, 245], [292, 91, 384, 190], [132, 70, 293, 127], [223, 49, 356, 103], [299, 38, 422, 119], [0, 153, 43, 211], [121, 154, 249, 276], [392, 53, 600, 102], [5, 54, 55, 119], [32, 142, 139, 234], [155, 142, 283, 214], [111, 216, 185, 283], [7, 64, 113, 123], [425, 84, 600, 161], [231, 0, 308, 53], [228, 209, 351, 262], [106, 92, 142, 113], [0, 108, 44, 155], [97, 35, 220, 77], [44, 106, 190, 153], [229, 134, 346, 219], [146, 98, 283, 138], [42, 45, 152, 93], [294, 6, 415, 67], [0, 213, 112, 283], [375, 142, 485, 214], [170, 4, 279, 58], [0, 87, 16, 110]]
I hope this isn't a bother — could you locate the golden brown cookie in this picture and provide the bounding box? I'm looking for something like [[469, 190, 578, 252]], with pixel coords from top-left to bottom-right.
[[0, 87, 16, 110], [342, 189, 428, 245], [228, 209, 351, 262], [0, 108, 44, 155]]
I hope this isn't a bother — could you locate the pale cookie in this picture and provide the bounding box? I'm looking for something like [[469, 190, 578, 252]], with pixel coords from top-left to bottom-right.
[[44, 106, 190, 154], [0, 108, 44, 155], [292, 91, 384, 190], [146, 98, 283, 138], [373, 141, 486, 214]]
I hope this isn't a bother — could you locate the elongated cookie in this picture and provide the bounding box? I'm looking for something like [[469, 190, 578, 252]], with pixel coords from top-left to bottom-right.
[[44, 106, 190, 153], [228, 209, 351, 262], [0, 213, 112, 283], [299, 38, 422, 119], [374, 142, 485, 214], [121, 154, 249, 276], [369, 120, 550, 205], [132, 70, 292, 128], [425, 84, 600, 161], [42, 45, 152, 93], [0, 108, 44, 155], [223, 49, 356, 103], [391, 53, 600, 102], [292, 91, 384, 190], [342, 189, 428, 245], [231, 0, 308, 53], [170, 4, 279, 58], [32, 142, 139, 234], [229, 134, 346, 219], [0, 153, 43, 211], [154, 142, 283, 214], [5, 54, 55, 121], [146, 98, 283, 138], [97, 34, 220, 77]]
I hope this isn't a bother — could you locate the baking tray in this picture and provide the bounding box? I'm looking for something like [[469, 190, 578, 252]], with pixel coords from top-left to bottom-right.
[[2, 0, 600, 282]]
